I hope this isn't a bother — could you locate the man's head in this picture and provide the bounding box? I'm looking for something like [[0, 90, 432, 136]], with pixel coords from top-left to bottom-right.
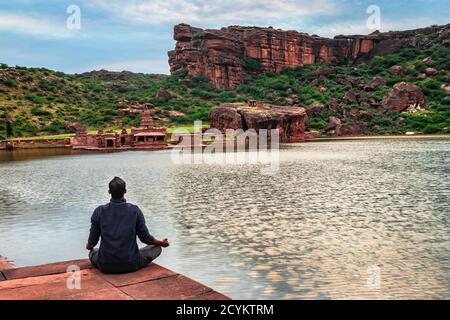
[[109, 177, 126, 199]]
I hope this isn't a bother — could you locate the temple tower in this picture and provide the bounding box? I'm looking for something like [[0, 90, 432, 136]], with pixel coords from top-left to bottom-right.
[[140, 109, 154, 129]]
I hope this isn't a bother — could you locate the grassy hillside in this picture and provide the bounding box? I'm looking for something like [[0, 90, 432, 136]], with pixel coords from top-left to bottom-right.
[[0, 43, 449, 139]]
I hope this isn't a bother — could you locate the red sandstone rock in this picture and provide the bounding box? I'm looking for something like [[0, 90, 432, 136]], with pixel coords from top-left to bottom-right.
[[381, 82, 426, 112], [0, 256, 14, 270], [334, 123, 366, 136], [325, 116, 341, 131], [310, 79, 319, 87], [343, 90, 358, 105], [305, 131, 321, 139], [389, 65, 404, 76], [169, 24, 449, 88], [209, 104, 243, 131], [359, 91, 369, 105], [364, 76, 387, 91], [209, 102, 306, 143], [306, 104, 325, 116], [425, 67, 438, 76]]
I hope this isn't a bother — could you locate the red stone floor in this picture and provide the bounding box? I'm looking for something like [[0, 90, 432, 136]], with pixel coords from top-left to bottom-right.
[[0, 259, 230, 300]]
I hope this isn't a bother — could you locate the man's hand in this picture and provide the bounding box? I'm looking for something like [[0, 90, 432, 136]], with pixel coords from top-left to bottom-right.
[[161, 238, 170, 248], [86, 242, 94, 251], [153, 238, 170, 247]]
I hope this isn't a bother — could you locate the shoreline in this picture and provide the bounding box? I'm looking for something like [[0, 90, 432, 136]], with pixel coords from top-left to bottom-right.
[[0, 257, 230, 300], [2, 134, 449, 152], [304, 134, 450, 142]]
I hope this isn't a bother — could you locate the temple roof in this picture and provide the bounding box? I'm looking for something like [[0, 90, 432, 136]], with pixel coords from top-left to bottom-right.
[[134, 132, 166, 137]]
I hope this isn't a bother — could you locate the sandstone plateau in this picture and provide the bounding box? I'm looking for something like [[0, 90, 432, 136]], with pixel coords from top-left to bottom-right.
[[169, 23, 449, 88]]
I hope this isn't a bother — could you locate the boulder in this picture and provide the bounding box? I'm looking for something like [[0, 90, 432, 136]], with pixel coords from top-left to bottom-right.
[[422, 57, 433, 65], [389, 65, 404, 76], [319, 86, 327, 93], [209, 102, 307, 143], [417, 73, 427, 80], [328, 99, 339, 112], [364, 76, 386, 91], [425, 67, 438, 76], [310, 79, 319, 87], [337, 78, 354, 87], [325, 116, 341, 131], [348, 108, 361, 119], [381, 82, 426, 112], [343, 90, 358, 105], [359, 91, 369, 105], [208, 104, 243, 131], [285, 98, 294, 105], [334, 123, 366, 136], [306, 103, 325, 116]]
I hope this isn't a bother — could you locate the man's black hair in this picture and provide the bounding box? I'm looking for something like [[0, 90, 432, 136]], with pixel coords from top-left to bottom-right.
[[109, 176, 126, 199]]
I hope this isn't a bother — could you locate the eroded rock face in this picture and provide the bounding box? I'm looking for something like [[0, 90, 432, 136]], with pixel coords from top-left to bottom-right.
[[381, 82, 426, 112], [209, 102, 306, 142], [169, 23, 449, 88]]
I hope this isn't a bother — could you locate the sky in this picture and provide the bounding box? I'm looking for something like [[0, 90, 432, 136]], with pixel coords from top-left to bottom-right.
[[0, 0, 449, 74]]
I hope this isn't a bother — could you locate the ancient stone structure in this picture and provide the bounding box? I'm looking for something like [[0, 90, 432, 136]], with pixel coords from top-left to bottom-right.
[[70, 109, 168, 150], [209, 101, 306, 143], [169, 23, 449, 88]]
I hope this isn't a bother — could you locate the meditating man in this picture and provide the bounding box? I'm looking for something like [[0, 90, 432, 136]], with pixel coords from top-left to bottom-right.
[[86, 176, 169, 274]]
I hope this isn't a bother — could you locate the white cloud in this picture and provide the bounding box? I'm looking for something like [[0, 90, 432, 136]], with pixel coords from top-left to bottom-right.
[[84, 59, 170, 74], [87, 0, 340, 25], [0, 12, 81, 39], [307, 16, 447, 38]]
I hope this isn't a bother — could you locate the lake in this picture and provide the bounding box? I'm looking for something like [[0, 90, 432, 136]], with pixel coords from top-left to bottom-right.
[[0, 137, 449, 299]]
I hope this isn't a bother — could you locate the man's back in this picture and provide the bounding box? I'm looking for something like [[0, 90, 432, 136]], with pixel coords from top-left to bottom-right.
[[88, 198, 155, 274]]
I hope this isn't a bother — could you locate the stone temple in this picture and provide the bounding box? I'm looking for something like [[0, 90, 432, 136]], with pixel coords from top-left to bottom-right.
[[70, 109, 168, 150]]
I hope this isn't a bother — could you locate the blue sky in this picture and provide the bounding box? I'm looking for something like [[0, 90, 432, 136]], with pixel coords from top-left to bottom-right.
[[0, 0, 449, 74]]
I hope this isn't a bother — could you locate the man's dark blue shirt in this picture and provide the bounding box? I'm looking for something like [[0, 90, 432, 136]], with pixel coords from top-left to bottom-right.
[[87, 198, 155, 274]]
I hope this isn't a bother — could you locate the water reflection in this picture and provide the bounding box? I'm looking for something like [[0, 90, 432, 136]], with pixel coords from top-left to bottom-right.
[[0, 138, 449, 299]]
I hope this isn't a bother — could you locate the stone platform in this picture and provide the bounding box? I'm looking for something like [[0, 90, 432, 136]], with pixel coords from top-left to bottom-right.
[[0, 259, 230, 300]]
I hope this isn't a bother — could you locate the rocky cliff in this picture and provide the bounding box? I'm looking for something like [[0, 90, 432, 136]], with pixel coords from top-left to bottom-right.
[[209, 102, 306, 142], [168, 23, 449, 88]]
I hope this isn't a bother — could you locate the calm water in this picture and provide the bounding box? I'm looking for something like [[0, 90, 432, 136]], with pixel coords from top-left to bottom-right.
[[0, 138, 449, 299]]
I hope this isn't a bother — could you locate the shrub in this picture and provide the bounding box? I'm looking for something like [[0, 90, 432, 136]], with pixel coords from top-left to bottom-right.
[[242, 56, 262, 72], [31, 107, 52, 117], [2, 79, 17, 88], [423, 124, 441, 134]]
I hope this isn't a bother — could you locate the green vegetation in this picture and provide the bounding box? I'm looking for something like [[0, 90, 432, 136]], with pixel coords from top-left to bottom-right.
[[0, 40, 449, 139]]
